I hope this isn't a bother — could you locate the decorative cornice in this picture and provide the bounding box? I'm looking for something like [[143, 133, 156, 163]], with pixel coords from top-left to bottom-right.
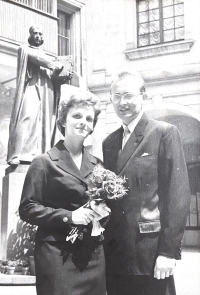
[[0, 38, 19, 56], [0, 37, 57, 58], [125, 40, 194, 60]]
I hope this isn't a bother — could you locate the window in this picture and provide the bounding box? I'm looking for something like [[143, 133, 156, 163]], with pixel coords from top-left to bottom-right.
[[57, 1, 84, 76], [187, 162, 200, 229], [12, 0, 55, 15], [58, 10, 71, 56], [137, 0, 184, 47]]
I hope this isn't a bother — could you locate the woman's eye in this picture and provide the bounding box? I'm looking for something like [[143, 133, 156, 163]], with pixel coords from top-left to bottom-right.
[[73, 114, 81, 119], [87, 117, 94, 122]]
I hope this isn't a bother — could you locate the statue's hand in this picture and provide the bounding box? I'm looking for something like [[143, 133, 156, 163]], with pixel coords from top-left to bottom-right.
[[52, 61, 63, 72]]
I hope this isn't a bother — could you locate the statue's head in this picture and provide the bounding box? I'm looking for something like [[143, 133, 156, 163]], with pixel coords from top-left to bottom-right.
[[28, 24, 44, 47]]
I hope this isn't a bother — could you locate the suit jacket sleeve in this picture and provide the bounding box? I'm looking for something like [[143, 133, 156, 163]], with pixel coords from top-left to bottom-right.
[[157, 125, 190, 259], [19, 157, 73, 229]]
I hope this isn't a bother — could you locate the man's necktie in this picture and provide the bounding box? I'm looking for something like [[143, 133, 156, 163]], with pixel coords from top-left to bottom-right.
[[122, 125, 130, 149]]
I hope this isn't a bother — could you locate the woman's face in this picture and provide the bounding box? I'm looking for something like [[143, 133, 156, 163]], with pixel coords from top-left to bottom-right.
[[64, 105, 95, 139]]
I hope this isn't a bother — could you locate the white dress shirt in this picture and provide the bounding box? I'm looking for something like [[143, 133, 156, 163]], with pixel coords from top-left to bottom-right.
[[122, 111, 143, 149]]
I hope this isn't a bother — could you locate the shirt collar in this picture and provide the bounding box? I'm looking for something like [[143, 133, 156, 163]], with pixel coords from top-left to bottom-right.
[[122, 110, 143, 134]]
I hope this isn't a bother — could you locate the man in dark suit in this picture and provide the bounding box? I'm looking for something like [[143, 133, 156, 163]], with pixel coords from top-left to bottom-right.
[[103, 71, 190, 295]]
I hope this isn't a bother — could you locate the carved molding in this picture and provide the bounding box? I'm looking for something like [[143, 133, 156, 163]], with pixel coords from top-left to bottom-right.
[[125, 40, 194, 60], [0, 38, 19, 56]]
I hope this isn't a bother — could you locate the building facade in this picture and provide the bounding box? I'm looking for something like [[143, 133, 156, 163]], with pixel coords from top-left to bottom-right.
[[0, 0, 200, 252], [86, 0, 200, 245]]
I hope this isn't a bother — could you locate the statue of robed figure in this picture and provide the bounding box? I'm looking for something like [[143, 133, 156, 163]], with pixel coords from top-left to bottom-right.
[[7, 25, 73, 165]]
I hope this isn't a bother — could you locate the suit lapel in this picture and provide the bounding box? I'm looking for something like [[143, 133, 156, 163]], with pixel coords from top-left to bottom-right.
[[105, 126, 123, 173], [116, 113, 149, 174]]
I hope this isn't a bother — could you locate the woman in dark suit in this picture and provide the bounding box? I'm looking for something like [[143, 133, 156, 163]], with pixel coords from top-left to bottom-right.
[[19, 91, 109, 295]]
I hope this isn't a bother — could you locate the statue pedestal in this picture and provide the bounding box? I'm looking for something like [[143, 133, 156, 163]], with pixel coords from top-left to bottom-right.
[[0, 164, 29, 260]]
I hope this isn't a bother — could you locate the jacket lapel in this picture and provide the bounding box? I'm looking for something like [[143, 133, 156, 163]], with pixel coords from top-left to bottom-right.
[[80, 147, 98, 178], [116, 113, 149, 174], [105, 126, 123, 173], [48, 140, 93, 185]]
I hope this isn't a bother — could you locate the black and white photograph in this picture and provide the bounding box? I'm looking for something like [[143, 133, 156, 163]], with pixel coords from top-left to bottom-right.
[[0, 1, 199, 294]]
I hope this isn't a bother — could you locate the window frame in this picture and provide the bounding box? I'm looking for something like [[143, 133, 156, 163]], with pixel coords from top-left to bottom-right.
[[57, 0, 86, 79], [136, 0, 185, 48], [57, 10, 71, 56], [124, 0, 193, 61], [186, 161, 200, 230]]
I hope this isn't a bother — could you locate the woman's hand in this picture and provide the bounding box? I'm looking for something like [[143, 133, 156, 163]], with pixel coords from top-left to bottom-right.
[[72, 205, 101, 225]]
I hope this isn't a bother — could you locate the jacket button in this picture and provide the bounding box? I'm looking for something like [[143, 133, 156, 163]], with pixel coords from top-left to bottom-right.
[[63, 217, 68, 223]]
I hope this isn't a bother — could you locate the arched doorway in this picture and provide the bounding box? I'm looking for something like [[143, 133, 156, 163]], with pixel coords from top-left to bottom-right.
[[145, 103, 200, 246]]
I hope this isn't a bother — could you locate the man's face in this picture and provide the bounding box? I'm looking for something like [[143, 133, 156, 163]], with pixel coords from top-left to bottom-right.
[[111, 76, 143, 125], [30, 28, 43, 47]]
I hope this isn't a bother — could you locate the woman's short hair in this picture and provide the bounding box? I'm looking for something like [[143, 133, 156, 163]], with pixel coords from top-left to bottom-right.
[[57, 90, 101, 136]]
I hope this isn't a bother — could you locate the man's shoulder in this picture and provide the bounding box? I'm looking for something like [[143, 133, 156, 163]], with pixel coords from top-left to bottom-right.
[[103, 127, 122, 145], [148, 118, 177, 132]]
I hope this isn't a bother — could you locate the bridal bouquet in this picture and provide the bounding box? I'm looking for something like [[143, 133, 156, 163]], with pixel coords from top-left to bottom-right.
[[66, 164, 128, 243]]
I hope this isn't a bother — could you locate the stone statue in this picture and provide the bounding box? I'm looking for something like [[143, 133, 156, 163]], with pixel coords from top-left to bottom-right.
[[7, 25, 72, 165]]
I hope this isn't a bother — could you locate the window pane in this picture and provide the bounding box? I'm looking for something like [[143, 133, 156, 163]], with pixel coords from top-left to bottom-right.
[[139, 23, 149, 35], [175, 16, 184, 28], [58, 13, 66, 36], [175, 3, 184, 16], [138, 34, 149, 47], [163, 0, 173, 7], [149, 0, 159, 10], [163, 18, 174, 30], [138, 0, 148, 12], [58, 11, 71, 56], [58, 36, 69, 56], [163, 6, 174, 18], [149, 21, 160, 33], [149, 9, 159, 21], [58, 11, 70, 38], [137, 0, 184, 47], [175, 27, 184, 39], [150, 32, 160, 44], [138, 11, 149, 23], [164, 29, 175, 41]]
